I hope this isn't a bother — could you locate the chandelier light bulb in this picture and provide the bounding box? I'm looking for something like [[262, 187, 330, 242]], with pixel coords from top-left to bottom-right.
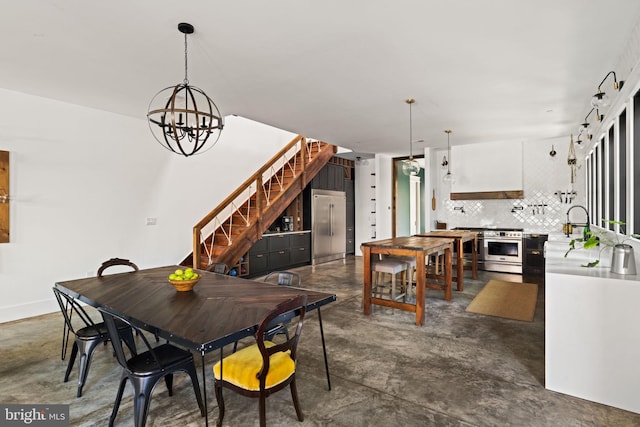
[[590, 90, 610, 109], [402, 159, 421, 176]]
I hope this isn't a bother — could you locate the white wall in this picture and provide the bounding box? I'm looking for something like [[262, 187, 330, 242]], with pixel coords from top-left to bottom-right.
[[0, 89, 295, 323]]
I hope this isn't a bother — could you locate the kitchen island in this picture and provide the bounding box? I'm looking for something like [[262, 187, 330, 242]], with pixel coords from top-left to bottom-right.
[[545, 235, 640, 414]]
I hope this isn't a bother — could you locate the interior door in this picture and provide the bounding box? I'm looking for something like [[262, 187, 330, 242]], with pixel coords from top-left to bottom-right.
[[410, 175, 421, 235]]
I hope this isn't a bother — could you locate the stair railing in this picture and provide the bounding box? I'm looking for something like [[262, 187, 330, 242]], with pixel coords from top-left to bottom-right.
[[193, 136, 327, 267]]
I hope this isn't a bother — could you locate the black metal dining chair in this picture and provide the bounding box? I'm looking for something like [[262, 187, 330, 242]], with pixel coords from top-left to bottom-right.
[[58, 258, 140, 361], [213, 295, 308, 427], [211, 262, 230, 274], [99, 307, 205, 427], [53, 287, 137, 398]]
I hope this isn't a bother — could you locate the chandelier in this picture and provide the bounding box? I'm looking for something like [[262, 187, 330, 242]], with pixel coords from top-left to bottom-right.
[[147, 23, 224, 157]]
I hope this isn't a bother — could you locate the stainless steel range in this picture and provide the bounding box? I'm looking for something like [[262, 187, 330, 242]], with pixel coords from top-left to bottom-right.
[[483, 228, 523, 274]]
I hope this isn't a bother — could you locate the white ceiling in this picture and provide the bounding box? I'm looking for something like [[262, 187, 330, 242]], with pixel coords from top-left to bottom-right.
[[2, 1, 640, 158]]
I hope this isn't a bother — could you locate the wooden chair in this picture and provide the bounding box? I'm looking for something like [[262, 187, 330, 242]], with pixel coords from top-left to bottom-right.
[[213, 295, 308, 427], [99, 307, 205, 427], [53, 287, 136, 398], [97, 257, 139, 277]]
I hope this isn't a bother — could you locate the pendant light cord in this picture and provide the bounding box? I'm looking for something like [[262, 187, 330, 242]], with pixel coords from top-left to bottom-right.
[[183, 32, 189, 85]]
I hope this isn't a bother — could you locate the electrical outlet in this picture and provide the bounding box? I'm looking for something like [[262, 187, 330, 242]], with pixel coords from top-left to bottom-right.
[[146, 217, 157, 226]]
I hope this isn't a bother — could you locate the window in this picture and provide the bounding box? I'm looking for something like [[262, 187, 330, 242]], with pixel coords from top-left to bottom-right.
[[598, 138, 604, 227], [619, 109, 627, 228], [634, 90, 640, 234], [608, 124, 615, 229]]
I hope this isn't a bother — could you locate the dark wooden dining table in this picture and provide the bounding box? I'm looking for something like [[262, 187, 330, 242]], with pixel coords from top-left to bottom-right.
[[361, 236, 453, 326], [54, 265, 336, 425], [414, 230, 479, 291]]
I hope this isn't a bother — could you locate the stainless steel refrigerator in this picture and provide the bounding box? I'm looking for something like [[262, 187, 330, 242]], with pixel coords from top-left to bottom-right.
[[311, 189, 346, 265]]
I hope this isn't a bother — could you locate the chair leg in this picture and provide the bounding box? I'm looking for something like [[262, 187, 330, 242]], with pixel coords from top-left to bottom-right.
[[76, 339, 103, 398], [109, 376, 128, 427], [164, 374, 174, 396], [64, 342, 78, 382], [133, 377, 156, 427], [259, 393, 267, 427], [214, 381, 225, 427], [186, 365, 205, 417], [290, 377, 304, 422]]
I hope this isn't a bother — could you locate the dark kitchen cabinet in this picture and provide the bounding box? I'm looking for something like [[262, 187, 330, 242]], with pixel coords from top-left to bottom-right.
[[524, 233, 548, 276], [247, 232, 311, 277], [310, 163, 345, 192], [345, 179, 355, 254], [290, 232, 311, 265]]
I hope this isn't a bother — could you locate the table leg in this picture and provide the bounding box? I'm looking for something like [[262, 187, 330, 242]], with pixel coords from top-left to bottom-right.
[[444, 246, 453, 301], [201, 352, 209, 426], [363, 246, 372, 315], [456, 239, 464, 292], [317, 308, 332, 390], [415, 251, 426, 326]]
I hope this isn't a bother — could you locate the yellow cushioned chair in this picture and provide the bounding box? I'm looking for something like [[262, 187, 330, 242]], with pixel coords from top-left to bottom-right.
[[212, 295, 308, 427]]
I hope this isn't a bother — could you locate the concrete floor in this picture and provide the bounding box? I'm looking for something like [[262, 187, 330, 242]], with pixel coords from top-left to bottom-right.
[[2, 256, 640, 426]]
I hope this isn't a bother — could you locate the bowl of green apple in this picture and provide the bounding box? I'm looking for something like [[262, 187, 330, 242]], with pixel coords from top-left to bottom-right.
[[168, 267, 200, 292]]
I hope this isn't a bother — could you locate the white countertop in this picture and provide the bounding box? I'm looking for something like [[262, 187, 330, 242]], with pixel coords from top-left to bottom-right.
[[545, 234, 640, 280]]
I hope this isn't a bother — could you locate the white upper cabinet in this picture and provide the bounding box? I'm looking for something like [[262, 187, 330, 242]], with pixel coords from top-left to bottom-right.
[[451, 141, 523, 194]]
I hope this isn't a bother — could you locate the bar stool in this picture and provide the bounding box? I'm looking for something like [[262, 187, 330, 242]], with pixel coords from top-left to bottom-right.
[[371, 259, 409, 304], [384, 255, 417, 297]]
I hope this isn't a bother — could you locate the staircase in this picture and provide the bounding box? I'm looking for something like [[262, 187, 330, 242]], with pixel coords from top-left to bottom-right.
[[183, 135, 336, 270]]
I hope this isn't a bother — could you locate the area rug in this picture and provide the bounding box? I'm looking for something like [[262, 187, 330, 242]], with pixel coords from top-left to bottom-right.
[[465, 280, 538, 322]]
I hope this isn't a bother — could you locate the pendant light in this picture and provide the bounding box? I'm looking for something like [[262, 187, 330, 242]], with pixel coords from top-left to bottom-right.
[[568, 134, 577, 184], [147, 23, 224, 157], [402, 98, 420, 176], [443, 130, 455, 184]]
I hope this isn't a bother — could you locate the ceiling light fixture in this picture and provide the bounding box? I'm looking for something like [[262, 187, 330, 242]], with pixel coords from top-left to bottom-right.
[[590, 71, 624, 110], [579, 108, 601, 140], [147, 23, 224, 157], [443, 130, 455, 184], [441, 155, 448, 169], [402, 98, 420, 176]]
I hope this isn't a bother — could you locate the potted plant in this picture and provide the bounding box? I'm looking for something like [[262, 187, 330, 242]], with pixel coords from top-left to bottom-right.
[[564, 219, 640, 270]]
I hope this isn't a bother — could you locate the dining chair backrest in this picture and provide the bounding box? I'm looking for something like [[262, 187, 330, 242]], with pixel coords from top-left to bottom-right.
[[53, 287, 100, 336], [263, 271, 300, 287], [256, 294, 308, 365], [99, 308, 155, 370], [97, 257, 139, 277], [212, 262, 230, 275]]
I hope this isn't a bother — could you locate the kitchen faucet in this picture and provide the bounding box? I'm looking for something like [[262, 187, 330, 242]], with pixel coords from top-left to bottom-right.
[[566, 205, 590, 238], [454, 206, 465, 214]]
